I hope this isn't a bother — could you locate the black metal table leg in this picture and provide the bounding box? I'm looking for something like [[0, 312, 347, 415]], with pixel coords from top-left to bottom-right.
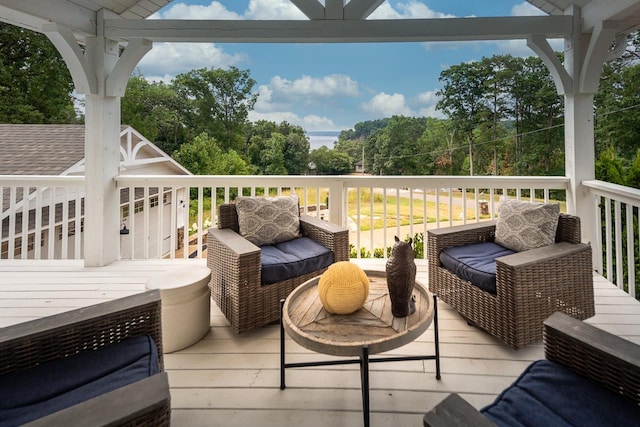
[[360, 346, 370, 427], [280, 298, 286, 390], [433, 294, 441, 380]]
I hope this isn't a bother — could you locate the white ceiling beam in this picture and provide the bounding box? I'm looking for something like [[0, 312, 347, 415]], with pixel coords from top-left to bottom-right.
[[344, 0, 386, 20], [289, 0, 325, 20], [581, 0, 640, 32], [104, 15, 572, 43], [0, 0, 96, 36], [325, 0, 345, 19]]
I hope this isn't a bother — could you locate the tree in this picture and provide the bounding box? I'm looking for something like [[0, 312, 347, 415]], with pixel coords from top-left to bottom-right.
[[245, 120, 310, 175], [283, 132, 311, 175], [0, 23, 77, 123], [364, 116, 428, 175], [121, 75, 189, 155], [437, 61, 490, 175], [419, 118, 459, 175], [309, 146, 353, 175], [173, 133, 254, 175], [595, 146, 626, 185], [627, 149, 640, 189], [173, 67, 257, 151]]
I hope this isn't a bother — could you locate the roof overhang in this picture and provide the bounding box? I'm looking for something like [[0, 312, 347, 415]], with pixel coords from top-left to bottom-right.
[[105, 15, 573, 43]]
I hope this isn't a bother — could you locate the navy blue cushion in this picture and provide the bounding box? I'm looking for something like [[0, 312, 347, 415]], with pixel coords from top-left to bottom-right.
[[261, 237, 334, 285], [439, 242, 515, 293], [481, 360, 640, 427], [0, 335, 159, 427]]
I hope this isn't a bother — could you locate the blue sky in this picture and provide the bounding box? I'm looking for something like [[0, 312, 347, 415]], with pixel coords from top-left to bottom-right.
[[138, 1, 559, 134]]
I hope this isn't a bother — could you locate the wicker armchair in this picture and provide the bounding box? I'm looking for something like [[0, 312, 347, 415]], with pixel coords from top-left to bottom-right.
[[208, 203, 349, 334], [0, 290, 171, 427], [423, 311, 640, 426], [427, 213, 595, 349]]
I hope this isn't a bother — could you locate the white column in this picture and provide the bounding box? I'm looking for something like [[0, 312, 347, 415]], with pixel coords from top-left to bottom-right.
[[83, 94, 122, 266], [564, 93, 597, 248]]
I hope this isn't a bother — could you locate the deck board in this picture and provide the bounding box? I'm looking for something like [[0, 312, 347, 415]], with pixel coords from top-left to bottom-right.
[[1, 259, 639, 426]]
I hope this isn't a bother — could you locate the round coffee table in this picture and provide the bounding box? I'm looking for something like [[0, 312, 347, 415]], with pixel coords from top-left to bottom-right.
[[279, 270, 440, 427]]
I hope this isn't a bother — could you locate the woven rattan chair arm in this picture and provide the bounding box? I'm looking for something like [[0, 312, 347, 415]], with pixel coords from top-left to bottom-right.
[[422, 393, 496, 427], [544, 312, 640, 405], [208, 227, 260, 257], [0, 290, 163, 375], [23, 371, 171, 427], [300, 214, 350, 261], [496, 242, 590, 268]]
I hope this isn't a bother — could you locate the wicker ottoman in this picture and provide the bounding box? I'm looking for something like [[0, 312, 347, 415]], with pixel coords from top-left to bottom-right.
[[146, 266, 211, 353]]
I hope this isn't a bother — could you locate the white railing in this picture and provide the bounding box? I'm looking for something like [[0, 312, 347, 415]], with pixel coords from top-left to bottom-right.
[[0, 175, 85, 260], [584, 180, 640, 299], [5, 174, 638, 300], [114, 175, 571, 260]]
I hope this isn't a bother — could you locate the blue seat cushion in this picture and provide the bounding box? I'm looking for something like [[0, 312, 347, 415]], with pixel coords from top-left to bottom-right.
[[261, 237, 334, 285], [481, 360, 640, 427], [0, 335, 159, 427], [439, 242, 515, 293]]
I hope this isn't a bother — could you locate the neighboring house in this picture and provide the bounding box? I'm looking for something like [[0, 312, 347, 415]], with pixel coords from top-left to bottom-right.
[[354, 160, 364, 174], [0, 124, 191, 259]]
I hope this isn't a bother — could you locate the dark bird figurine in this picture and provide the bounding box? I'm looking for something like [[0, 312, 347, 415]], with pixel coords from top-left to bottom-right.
[[385, 236, 416, 317]]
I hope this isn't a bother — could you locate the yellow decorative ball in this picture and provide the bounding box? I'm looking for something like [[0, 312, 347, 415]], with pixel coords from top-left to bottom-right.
[[318, 262, 370, 315]]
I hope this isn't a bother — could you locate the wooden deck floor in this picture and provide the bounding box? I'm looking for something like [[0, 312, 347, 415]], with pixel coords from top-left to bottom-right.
[[1, 259, 639, 427]]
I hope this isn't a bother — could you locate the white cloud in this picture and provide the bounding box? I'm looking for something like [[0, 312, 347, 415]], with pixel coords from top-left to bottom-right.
[[137, 43, 247, 78], [269, 74, 360, 99], [418, 105, 445, 119], [370, 0, 455, 19], [152, 0, 305, 20], [511, 2, 546, 16], [150, 1, 241, 19], [362, 92, 414, 117], [245, 0, 307, 19], [248, 111, 336, 130], [417, 90, 440, 104], [415, 90, 444, 119]]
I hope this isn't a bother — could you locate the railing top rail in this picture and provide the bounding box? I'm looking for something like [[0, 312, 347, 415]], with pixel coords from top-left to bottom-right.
[[115, 174, 570, 189], [0, 175, 84, 187], [583, 180, 640, 207]]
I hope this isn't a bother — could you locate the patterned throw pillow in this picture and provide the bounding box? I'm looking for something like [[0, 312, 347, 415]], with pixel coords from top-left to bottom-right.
[[235, 195, 301, 246], [494, 199, 560, 252]]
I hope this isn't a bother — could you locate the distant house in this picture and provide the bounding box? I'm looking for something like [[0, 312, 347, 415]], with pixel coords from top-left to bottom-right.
[[0, 124, 191, 259], [355, 159, 364, 174]]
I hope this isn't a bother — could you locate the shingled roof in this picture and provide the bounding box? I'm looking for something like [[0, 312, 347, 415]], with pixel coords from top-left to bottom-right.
[[0, 124, 86, 175]]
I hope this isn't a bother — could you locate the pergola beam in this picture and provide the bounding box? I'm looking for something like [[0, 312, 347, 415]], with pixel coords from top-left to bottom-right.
[[0, 0, 95, 36], [582, 0, 640, 32], [103, 15, 573, 43]]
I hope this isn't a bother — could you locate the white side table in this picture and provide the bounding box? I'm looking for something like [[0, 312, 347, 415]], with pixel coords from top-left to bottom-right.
[[146, 266, 211, 353]]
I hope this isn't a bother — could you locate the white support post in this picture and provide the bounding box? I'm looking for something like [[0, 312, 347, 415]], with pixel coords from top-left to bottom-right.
[[563, 6, 597, 249], [564, 93, 597, 247], [83, 34, 122, 266], [45, 10, 152, 266]]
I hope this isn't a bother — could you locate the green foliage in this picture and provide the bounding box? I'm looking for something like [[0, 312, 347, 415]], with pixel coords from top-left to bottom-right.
[[245, 121, 310, 175], [173, 133, 254, 175], [121, 75, 189, 155], [309, 146, 353, 175], [173, 66, 257, 151], [0, 23, 77, 123], [365, 116, 430, 175], [626, 149, 640, 189], [410, 232, 424, 259], [595, 147, 626, 185]]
